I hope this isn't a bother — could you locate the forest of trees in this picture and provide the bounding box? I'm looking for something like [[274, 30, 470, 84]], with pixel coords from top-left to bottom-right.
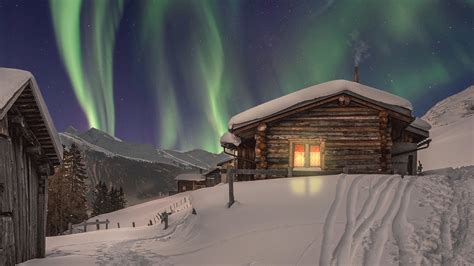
[[47, 144, 126, 236], [92, 181, 126, 216]]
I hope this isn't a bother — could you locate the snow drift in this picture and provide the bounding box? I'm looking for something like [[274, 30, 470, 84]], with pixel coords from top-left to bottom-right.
[[419, 85, 474, 170]]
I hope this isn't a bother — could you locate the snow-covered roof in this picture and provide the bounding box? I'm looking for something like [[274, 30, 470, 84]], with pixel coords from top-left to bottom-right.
[[0, 67, 63, 164], [228, 80, 413, 130], [220, 132, 241, 147], [410, 118, 431, 131], [175, 173, 205, 181]]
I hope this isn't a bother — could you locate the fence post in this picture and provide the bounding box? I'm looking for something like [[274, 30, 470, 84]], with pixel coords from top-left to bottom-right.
[[96, 219, 100, 230], [68, 222, 73, 234], [83, 222, 87, 232], [228, 164, 235, 208], [117, 222, 120, 229], [106, 219, 109, 230]]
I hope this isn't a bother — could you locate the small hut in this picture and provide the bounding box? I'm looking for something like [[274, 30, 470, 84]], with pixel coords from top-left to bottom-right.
[[223, 79, 430, 178], [0, 68, 62, 264], [175, 173, 206, 192]]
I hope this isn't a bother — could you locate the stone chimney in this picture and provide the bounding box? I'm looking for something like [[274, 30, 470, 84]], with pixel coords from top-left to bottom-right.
[[353, 66, 359, 83]]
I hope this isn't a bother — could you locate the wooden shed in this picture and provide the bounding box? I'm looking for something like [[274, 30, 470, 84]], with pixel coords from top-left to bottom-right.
[[0, 68, 63, 265], [175, 173, 206, 192], [223, 79, 430, 179]]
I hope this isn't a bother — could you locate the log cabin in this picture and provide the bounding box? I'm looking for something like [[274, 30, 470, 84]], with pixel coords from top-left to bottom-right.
[[0, 68, 63, 265], [221, 78, 430, 180]]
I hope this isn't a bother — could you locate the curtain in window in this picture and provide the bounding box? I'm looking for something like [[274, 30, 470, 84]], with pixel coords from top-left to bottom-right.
[[293, 144, 305, 167]]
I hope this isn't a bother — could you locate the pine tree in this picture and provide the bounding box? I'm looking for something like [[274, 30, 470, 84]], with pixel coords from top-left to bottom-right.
[[118, 187, 127, 209], [92, 181, 109, 216], [68, 144, 88, 223], [47, 144, 89, 236]]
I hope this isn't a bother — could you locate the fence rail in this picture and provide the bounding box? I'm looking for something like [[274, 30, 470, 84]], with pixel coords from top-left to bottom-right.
[[68, 219, 110, 234]]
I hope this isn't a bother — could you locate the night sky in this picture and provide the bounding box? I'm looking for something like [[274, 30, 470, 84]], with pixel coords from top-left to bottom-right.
[[0, 0, 472, 152]]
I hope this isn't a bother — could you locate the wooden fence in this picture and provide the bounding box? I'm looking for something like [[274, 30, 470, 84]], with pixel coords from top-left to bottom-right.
[[67, 196, 193, 234], [68, 219, 110, 234]]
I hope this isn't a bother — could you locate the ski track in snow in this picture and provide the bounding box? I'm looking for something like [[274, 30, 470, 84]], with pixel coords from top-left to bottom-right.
[[350, 177, 398, 260], [331, 175, 363, 266], [363, 178, 408, 265], [319, 174, 347, 266], [392, 177, 418, 265]]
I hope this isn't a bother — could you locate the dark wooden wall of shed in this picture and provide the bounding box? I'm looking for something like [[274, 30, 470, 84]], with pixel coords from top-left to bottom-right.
[[0, 116, 47, 265], [263, 100, 393, 174]]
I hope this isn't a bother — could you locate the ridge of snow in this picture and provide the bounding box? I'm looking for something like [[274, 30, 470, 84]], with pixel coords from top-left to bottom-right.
[[228, 79, 413, 129], [161, 150, 208, 169], [422, 85, 474, 127], [59, 132, 155, 163]]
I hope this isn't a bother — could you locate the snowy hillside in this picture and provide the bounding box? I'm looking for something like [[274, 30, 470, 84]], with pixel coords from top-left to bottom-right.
[[419, 85, 474, 170], [422, 85, 474, 127], [23, 170, 474, 265]]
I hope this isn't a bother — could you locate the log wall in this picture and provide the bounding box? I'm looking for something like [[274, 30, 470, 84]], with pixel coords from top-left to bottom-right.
[[263, 100, 393, 174], [0, 115, 47, 265]]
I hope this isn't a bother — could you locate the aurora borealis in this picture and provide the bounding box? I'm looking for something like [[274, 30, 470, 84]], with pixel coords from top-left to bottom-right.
[[0, 0, 472, 152]]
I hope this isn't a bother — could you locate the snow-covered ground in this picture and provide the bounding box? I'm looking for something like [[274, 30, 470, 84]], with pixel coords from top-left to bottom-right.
[[419, 116, 474, 170], [23, 170, 474, 265]]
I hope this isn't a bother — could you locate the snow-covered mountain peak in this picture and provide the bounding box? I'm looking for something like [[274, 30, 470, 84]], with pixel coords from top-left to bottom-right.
[[422, 85, 474, 127]]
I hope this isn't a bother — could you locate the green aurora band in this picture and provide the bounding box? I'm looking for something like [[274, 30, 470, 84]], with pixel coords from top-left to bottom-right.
[[50, 0, 123, 135], [51, 0, 472, 153]]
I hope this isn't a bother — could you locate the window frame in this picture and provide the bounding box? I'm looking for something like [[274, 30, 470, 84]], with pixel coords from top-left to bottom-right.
[[288, 139, 325, 170]]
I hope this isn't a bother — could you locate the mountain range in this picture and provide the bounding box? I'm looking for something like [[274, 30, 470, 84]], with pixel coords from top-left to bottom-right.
[[60, 127, 230, 205]]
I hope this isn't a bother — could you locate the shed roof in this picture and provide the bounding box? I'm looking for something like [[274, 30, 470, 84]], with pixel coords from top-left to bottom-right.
[[0, 68, 63, 165], [175, 173, 206, 181], [228, 80, 413, 130]]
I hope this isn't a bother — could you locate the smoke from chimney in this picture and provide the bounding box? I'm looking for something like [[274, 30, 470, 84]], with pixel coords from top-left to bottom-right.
[[348, 30, 369, 82], [353, 66, 359, 83]]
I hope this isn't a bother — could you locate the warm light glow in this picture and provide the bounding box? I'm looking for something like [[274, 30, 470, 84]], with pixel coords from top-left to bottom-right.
[[310, 145, 321, 167], [294, 144, 305, 167], [290, 177, 323, 196]]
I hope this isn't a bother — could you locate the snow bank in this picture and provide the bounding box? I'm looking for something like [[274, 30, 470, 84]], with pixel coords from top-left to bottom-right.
[[23, 172, 474, 265], [228, 79, 413, 129], [419, 116, 474, 170]]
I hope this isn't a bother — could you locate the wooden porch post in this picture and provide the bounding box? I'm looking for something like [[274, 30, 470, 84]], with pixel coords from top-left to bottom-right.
[[227, 164, 235, 208]]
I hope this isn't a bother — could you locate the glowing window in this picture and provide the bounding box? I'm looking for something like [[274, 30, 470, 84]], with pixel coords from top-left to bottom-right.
[[309, 145, 321, 167], [293, 144, 305, 167]]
